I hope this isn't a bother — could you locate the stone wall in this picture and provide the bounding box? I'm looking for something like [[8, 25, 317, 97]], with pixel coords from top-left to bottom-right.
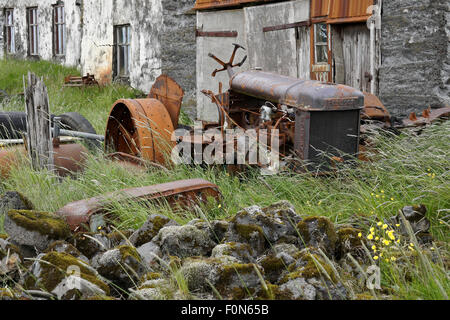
[[160, 0, 197, 108], [379, 0, 450, 116]]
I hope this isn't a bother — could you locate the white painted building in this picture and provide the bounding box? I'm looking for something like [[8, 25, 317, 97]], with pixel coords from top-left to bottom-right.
[[0, 0, 197, 101]]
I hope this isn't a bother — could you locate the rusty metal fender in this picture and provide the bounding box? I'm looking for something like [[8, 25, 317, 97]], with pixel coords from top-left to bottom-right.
[[56, 178, 222, 232]]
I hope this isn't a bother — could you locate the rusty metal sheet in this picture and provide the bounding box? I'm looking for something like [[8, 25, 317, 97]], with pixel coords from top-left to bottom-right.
[[105, 99, 175, 165], [230, 70, 364, 111], [148, 75, 184, 129], [194, 0, 280, 11], [361, 92, 390, 122], [0, 143, 87, 178], [401, 107, 450, 128], [311, 0, 330, 18], [57, 179, 222, 232], [311, 0, 373, 22]]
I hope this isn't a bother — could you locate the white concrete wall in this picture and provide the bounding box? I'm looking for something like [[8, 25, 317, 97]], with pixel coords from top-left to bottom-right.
[[80, 0, 164, 92], [196, 0, 311, 121], [196, 9, 249, 121], [245, 0, 309, 77], [0, 0, 82, 67]]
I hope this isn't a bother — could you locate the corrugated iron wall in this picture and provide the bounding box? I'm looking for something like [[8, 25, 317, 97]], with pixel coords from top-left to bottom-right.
[[194, 0, 284, 10], [311, 0, 373, 20]]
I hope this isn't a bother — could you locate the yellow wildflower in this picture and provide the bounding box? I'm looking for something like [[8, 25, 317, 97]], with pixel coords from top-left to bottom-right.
[[373, 256, 379, 260], [375, 237, 380, 241], [358, 232, 362, 238], [377, 222, 383, 226], [382, 224, 388, 230], [391, 257, 396, 262], [367, 234, 374, 240], [370, 227, 375, 233], [381, 190, 385, 193], [391, 198, 395, 201], [383, 240, 391, 246]]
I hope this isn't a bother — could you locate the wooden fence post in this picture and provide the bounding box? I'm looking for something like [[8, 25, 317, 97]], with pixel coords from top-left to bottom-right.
[[24, 72, 54, 171]]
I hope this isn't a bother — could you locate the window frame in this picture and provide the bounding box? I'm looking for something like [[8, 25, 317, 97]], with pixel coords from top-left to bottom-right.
[[113, 24, 131, 79], [26, 7, 39, 56], [53, 3, 66, 57], [314, 23, 329, 64], [4, 8, 15, 54]]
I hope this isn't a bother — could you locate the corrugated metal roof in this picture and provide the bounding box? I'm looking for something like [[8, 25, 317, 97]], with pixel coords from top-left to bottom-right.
[[311, 0, 374, 20], [194, 0, 285, 11]]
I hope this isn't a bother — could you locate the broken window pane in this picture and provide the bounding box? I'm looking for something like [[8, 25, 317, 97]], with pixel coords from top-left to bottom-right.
[[27, 7, 39, 56], [5, 9, 15, 54], [53, 5, 65, 55], [114, 25, 131, 78], [315, 45, 328, 63]]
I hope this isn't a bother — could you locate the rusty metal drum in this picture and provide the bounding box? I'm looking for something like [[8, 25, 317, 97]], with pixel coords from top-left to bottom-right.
[[105, 99, 175, 165]]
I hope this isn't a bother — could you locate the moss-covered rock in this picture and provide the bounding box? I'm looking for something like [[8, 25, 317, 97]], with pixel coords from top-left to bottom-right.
[[69, 232, 110, 259], [296, 216, 338, 258], [336, 227, 365, 261], [4, 210, 71, 251], [154, 224, 216, 258], [91, 245, 145, 291], [0, 191, 34, 217], [211, 242, 255, 263], [107, 229, 134, 247], [129, 278, 175, 300], [0, 238, 22, 278], [45, 240, 88, 262], [129, 214, 178, 247], [224, 203, 301, 256], [180, 256, 264, 300], [25, 251, 109, 300]]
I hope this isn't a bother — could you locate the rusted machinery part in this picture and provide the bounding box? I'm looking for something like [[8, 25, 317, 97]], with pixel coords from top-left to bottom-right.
[[56, 179, 222, 232], [105, 99, 175, 166], [148, 74, 184, 129], [230, 70, 365, 111], [0, 143, 88, 178], [361, 92, 391, 122], [401, 107, 450, 128]]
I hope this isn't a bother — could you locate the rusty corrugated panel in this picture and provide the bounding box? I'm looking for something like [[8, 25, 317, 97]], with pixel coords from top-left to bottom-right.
[[311, 0, 330, 18], [328, 0, 373, 21], [194, 0, 283, 11]]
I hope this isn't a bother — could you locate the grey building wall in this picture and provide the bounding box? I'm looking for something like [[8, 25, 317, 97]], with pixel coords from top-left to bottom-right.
[[379, 0, 450, 117], [161, 0, 197, 110]]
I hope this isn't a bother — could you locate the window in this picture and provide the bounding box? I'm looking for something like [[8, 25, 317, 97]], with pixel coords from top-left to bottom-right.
[[314, 23, 328, 63], [27, 7, 39, 56], [114, 25, 131, 78], [53, 3, 66, 56], [4, 8, 15, 54]]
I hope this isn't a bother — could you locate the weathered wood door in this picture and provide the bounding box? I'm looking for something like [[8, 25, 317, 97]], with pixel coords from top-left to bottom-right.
[[331, 23, 372, 92]]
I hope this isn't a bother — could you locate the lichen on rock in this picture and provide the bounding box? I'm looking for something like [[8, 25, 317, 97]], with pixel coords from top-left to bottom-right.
[[296, 216, 338, 258], [129, 214, 179, 247], [4, 210, 71, 252], [25, 251, 110, 300]]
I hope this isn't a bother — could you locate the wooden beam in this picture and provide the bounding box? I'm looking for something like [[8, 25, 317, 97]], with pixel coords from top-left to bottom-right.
[[263, 21, 311, 33], [24, 72, 54, 171], [195, 30, 238, 38]]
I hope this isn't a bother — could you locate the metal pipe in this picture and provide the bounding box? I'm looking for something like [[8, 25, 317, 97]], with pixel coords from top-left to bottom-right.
[[58, 128, 105, 141]]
